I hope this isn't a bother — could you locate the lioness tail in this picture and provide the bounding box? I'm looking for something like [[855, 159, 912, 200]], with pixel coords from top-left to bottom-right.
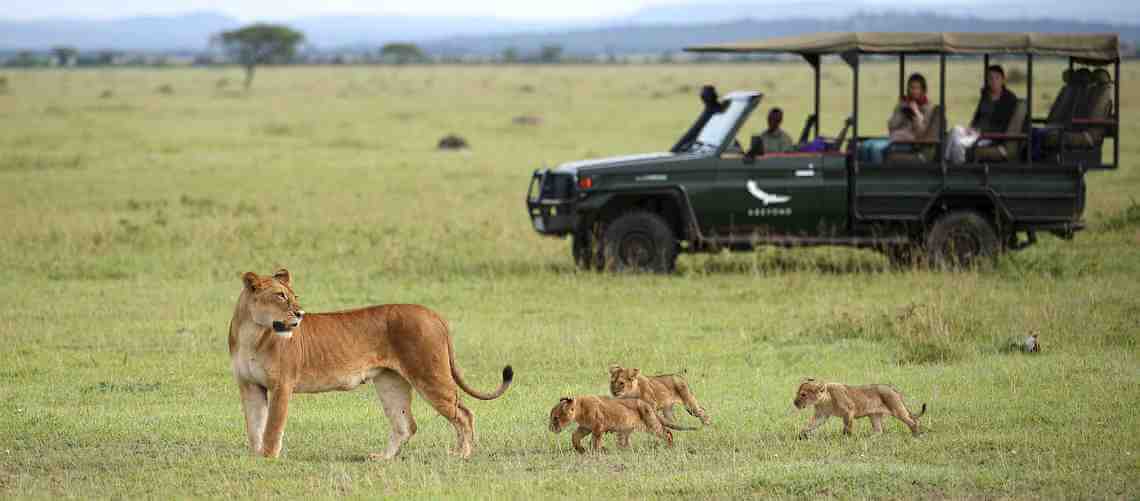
[[443, 325, 513, 400], [912, 403, 927, 418]]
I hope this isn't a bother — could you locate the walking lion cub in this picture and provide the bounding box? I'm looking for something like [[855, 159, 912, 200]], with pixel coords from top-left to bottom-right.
[[792, 378, 926, 438], [548, 396, 692, 453], [609, 365, 711, 426]]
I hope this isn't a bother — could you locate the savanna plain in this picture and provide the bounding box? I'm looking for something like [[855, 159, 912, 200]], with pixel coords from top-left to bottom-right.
[[0, 61, 1137, 499]]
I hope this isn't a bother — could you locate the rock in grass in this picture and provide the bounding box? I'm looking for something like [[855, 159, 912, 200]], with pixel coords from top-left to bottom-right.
[[512, 115, 542, 126], [437, 134, 469, 150], [1002, 334, 1041, 353]]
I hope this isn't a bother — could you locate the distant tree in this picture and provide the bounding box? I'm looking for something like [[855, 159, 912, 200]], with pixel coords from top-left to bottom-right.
[[501, 47, 519, 63], [51, 46, 78, 67], [96, 50, 117, 65], [213, 24, 304, 90], [7, 51, 45, 68], [539, 45, 563, 64], [379, 43, 427, 64]]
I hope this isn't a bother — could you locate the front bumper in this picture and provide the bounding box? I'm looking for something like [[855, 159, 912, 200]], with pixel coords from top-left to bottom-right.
[[526, 170, 576, 236]]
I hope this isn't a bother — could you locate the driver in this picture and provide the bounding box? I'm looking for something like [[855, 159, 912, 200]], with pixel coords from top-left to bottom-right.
[[758, 108, 795, 153]]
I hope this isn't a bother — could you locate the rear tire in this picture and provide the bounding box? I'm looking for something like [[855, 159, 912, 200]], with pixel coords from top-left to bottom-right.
[[600, 211, 678, 273], [925, 210, 1000, 269]]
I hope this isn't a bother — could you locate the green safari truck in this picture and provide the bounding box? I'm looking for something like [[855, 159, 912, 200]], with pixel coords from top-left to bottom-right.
[[526, 32, 1121, 272]]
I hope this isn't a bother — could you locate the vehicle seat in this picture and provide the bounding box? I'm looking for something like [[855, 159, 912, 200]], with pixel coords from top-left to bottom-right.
[[883, 105, 943, 164], [1043, 69, 1078, 125], [974, 99, 1028, 162], [1063, 68, 1114, 149], [1041, 68, 1094, 149]]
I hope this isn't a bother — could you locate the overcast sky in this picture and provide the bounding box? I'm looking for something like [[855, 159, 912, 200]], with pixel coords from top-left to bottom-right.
[[3, 0, 975, 21]]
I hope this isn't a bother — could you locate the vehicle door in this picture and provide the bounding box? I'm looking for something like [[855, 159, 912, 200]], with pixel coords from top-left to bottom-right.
[[711, 152, 828, 237]]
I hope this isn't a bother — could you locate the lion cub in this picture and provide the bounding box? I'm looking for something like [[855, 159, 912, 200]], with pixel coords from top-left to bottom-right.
[[548, 396, 690, 453], [609, 365, 711, 426], [793, 378, 926, 438]]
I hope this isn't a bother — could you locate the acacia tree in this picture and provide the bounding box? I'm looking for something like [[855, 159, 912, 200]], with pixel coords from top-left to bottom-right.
[[379, 43, 427, 64], [51, 46, 78, 67], [213, 24, 304, 90]]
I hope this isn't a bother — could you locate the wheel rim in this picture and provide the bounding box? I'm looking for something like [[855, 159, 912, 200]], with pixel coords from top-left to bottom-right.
[[943, 228, 983, 265], [618, 231, 656, 269]]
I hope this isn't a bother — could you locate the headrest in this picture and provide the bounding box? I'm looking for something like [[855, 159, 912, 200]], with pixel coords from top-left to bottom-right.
[[1091, 68, 1111, 84], [1061, 69, 1072, 84], [1071, 68, 1092, 85]]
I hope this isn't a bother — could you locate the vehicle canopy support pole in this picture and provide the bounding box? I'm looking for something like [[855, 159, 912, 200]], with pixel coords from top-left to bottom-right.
[[1114, 58, 1120, 168], [1069, 57, 1074, 73], [841, 51, 859, 168], [803, 54, 821, 138], [1027, 54, 1033, 168], [984, 54, 990, 83], [940, 54, 947, 169], [899, 54, 906, 97]]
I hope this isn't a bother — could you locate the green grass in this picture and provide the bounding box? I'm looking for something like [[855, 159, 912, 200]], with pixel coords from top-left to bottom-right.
[[0, 63, 1138, 499]]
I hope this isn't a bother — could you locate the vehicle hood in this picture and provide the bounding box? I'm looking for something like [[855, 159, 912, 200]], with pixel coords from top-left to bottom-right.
[[551, 152, 676, 175]]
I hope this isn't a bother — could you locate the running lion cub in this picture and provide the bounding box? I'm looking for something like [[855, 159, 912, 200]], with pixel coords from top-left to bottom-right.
[[548, 396, 692, 453], [609, 365, 711, 426], [792, 378, 926, 438]]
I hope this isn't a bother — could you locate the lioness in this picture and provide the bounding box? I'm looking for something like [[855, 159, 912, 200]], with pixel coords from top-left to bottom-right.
[[548, 395, 692, 453], [792, 378, 926, 438], [228, 269, 513, 460], [609, 365, 711, 426]]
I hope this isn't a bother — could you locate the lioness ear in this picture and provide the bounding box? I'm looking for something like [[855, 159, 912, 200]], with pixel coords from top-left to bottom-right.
[[272, 268, 292, 287], [631, 368, 640, 377], [560, 397, 573, 404], [609, 365, 621, 375], [241, 272, 259, 290]]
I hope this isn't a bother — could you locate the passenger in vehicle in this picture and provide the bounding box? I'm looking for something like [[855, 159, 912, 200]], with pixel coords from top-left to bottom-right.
[[945, 65, 1020, 164], [758, 108, 796, 153], [859, 73, 933, 164]]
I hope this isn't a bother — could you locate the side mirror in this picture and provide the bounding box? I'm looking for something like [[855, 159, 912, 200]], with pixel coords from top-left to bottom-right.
[[744, 135, 765, 162]]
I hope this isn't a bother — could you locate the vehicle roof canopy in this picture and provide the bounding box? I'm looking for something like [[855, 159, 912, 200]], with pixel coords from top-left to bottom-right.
[[685, 32, 1120, 64]]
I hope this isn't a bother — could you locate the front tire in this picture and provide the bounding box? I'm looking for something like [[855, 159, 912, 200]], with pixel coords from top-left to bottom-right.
[[571, 229, 599, 271], [925, 210, 1000, 269], [600, 211, 678, 273]]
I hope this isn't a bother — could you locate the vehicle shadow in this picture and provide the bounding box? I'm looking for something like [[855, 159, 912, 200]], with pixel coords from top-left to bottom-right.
[[680, 253, 892, 275]]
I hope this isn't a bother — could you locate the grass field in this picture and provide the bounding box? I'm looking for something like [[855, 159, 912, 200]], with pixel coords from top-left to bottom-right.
[[0, 62, 1138, 499]]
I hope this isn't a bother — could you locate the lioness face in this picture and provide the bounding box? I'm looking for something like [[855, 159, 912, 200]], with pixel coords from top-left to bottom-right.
[[549, 398, 576, 433], [241, 269, 305, 337], [608, 366, 641, 398], [793, 380, 825, 409]]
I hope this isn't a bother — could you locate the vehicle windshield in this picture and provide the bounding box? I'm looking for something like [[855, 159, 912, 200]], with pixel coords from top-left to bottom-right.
[[687, 99, 751, 153]]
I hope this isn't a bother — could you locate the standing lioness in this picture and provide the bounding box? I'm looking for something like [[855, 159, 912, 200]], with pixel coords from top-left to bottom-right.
[[793, 378, 926, 438], [228, 269, 513, 459]]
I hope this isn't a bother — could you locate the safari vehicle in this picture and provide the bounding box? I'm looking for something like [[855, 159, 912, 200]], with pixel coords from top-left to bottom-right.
[[526, 32, 1120, 272]]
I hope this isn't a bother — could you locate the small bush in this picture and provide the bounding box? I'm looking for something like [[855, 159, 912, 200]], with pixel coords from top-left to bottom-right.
[[1098, 198, 1140, 232], [818, 302, 972, 365], [437, 134, 469, 150], [156, 84, 174, 95]]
